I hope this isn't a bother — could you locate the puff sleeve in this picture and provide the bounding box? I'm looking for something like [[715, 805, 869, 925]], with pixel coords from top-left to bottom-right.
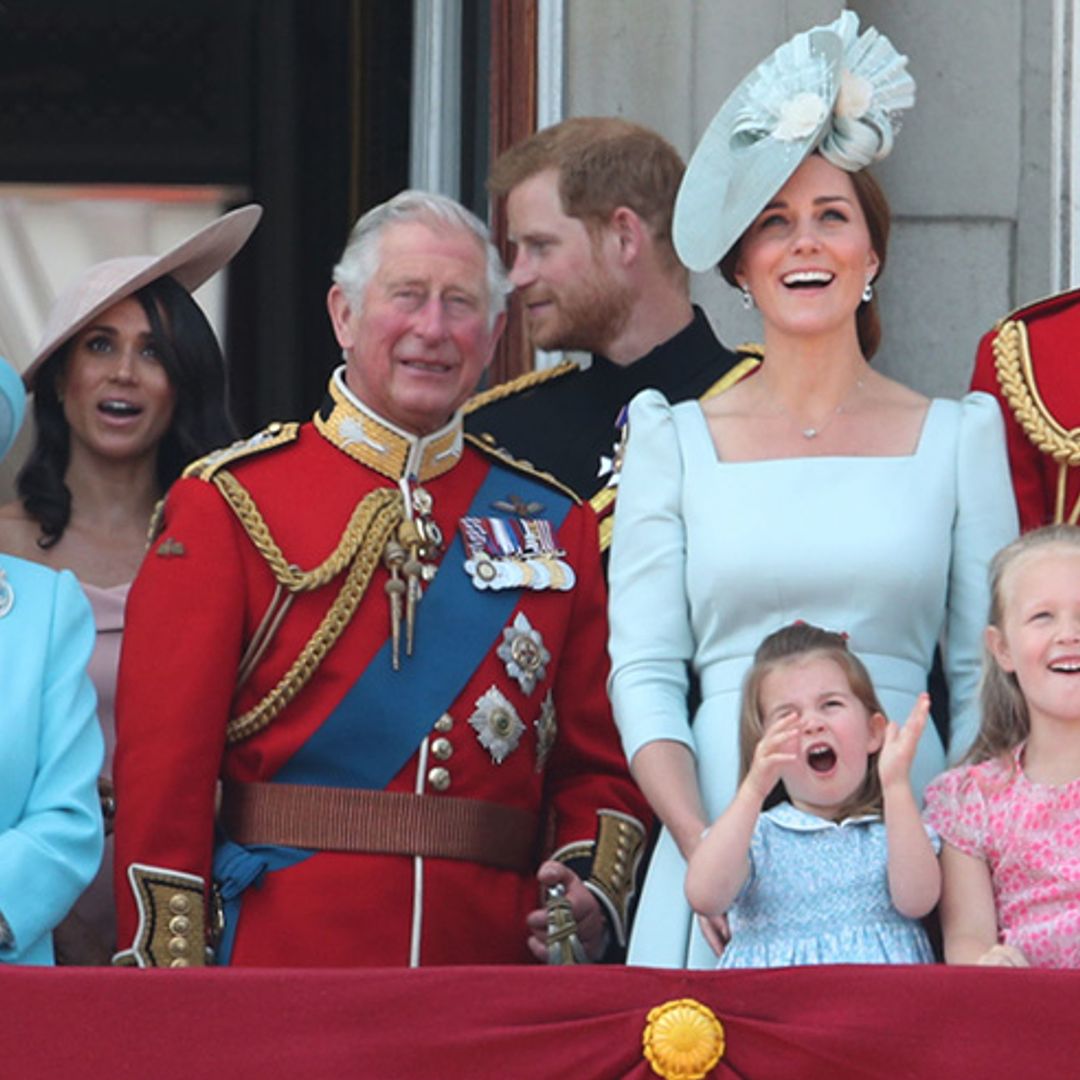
[[944, 392, 1018, 761], [607, 390, 696, 765]]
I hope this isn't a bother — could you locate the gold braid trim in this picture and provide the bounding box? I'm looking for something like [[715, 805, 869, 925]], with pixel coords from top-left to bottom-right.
[[212, 471, 404, 592], [701, 353, 762, 400], [591, 352, 761, 549], [212, 472, 405, 743], [463, 361, 579, 414], [992, 319, 1080, 466], [463, 433, 581, 504]]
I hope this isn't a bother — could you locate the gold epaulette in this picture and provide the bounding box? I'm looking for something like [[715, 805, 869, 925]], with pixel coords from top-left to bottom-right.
[[182, 421, 300, 481], [700, 348, 762, 401], [463, 360, 580, 414], [464, 432, 582, 505]]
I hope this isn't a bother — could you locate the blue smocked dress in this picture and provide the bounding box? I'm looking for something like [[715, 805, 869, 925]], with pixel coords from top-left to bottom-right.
[[719, 803, 938, 968], [607, 389, 1018, 969]]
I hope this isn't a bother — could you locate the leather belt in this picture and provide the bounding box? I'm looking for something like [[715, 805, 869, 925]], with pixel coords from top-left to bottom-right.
[[221, 781, 539, 873]]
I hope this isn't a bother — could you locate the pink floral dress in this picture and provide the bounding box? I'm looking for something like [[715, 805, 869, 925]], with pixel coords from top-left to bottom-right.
[[923, 746, 1080, 968]]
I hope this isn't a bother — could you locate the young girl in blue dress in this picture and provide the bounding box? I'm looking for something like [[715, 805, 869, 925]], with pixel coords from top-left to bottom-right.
[[685, 623, 941, 967]]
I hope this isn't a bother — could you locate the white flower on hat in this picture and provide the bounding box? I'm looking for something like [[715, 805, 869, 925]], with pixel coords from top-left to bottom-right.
[[835, 68, 873, 120], [773, 92, 828, 142]]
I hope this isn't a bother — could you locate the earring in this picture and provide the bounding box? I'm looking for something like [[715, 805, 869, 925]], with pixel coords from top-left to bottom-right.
[[740, 284, 754, 310], [862, 279, 874, 303]]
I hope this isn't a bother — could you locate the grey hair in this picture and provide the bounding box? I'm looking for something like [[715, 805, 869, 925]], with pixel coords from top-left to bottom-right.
[[331, 189, 511, 330]]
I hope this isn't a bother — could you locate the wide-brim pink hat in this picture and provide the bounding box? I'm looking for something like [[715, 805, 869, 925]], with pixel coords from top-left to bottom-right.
[[23, 203, 262, 388]]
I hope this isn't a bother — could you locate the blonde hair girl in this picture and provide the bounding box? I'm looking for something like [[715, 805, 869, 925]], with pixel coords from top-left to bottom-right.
[[925, 524, 1080, 968]]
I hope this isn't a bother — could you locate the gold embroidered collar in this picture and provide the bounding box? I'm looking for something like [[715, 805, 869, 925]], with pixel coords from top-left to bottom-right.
[[314, 367, 464, 483]]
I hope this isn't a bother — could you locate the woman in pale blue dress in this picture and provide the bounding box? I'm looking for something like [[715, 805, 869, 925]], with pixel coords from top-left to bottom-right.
[[607, 14, 1018, 968]]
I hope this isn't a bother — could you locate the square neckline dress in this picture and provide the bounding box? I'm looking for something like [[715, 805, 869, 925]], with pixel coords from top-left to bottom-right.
[[607, 389, 1018, 968]]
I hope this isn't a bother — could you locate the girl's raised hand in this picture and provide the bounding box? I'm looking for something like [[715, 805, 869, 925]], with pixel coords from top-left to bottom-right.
[[878, 692, 930, 791], [746, 712, 801, 802]]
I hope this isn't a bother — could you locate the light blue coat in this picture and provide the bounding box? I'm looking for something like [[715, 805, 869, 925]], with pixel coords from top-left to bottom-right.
[[0, 555, 103, 965]]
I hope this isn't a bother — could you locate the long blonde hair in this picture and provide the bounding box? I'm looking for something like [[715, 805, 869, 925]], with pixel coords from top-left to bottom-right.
[[738, 622, 886, 820], [968, 524, 1080, 764]]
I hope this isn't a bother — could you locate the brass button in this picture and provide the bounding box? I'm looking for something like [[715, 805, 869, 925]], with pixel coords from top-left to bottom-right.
[[268, 421, 283, 434], [168, 915, 191, 935], [168, 894, 191, 915], [431, 737, 453, 761], [169, 958, 190, 969], [168, 936, 190, 957], [434, 713, 454, 733], [427, 766, 451, 792]]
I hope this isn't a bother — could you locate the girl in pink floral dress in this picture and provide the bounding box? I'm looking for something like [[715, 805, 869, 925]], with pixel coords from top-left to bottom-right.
[[924, 525, 1080, 968]]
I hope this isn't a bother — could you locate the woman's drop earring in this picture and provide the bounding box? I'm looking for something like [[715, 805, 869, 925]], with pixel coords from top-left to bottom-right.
[[740, 284, 754, 310], [862, 279, 874, 303]]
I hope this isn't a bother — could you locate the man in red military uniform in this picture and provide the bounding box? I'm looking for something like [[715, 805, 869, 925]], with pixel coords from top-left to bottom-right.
[[113, 191, 648, 968], [970, 287, 1080, 531]]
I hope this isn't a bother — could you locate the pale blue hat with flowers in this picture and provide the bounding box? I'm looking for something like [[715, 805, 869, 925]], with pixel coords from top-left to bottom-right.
[[0, 357, 26, 461], [674, 11, 916, 272]]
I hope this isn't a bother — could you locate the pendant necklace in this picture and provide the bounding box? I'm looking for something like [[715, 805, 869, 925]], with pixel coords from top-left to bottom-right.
[[782, 376, 865, 440]]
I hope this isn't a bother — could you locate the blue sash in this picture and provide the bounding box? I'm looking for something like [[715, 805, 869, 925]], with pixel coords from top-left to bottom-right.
[[274, 461, 572, 788]]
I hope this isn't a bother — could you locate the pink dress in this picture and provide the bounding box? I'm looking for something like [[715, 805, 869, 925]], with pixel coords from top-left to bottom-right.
[[69, 580, 128, 952], [923, 746, 1080, 968]]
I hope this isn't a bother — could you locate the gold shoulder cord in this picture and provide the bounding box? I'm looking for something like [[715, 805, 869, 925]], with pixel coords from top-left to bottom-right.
[[463, 433, 581, 504], [992, 319, 1080, 524], [591, 352, 763, 550], [463, 361, 578, 414], [210, 470, 404, 743]]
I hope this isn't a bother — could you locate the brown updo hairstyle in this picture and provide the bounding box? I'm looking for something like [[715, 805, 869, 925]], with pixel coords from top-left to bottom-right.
[[718, 157, 891, 360]]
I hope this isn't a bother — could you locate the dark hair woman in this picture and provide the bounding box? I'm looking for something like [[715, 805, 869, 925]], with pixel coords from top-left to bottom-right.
[[0, 205, 260, 963]]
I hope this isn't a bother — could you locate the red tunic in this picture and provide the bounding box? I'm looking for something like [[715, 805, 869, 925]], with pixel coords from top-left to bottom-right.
[[970, 288, 1080, 532], [113, 382, 648, 967]]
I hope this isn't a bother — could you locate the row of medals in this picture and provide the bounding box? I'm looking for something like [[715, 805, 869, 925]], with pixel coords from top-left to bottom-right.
[[382, 486, 576, 669]]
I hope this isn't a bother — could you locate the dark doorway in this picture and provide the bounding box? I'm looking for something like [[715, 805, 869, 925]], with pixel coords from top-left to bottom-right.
[[0, 0, 413, 433]]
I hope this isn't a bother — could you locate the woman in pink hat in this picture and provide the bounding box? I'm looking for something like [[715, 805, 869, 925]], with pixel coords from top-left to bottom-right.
[[0, 205, 260, 963]]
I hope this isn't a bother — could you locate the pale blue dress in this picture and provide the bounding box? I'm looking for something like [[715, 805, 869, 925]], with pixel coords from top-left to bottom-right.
[[719, 803, 938, 968], [0, 557, 103, 964], [607, 389, 1018, 969]]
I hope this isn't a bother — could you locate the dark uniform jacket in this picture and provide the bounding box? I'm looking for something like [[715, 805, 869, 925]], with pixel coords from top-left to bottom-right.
[[466, 308, 756, 545]]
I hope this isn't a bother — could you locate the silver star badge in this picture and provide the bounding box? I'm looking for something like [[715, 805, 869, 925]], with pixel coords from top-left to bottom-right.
[[496, 612, 550, 695], [468, 686, 525, 764]]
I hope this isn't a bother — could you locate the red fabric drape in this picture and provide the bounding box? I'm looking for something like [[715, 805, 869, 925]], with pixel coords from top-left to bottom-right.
[[6, 963, 1072, 1078]]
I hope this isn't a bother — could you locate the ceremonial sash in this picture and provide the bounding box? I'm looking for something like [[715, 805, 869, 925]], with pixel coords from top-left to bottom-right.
[[274, 458, 572, 790]]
